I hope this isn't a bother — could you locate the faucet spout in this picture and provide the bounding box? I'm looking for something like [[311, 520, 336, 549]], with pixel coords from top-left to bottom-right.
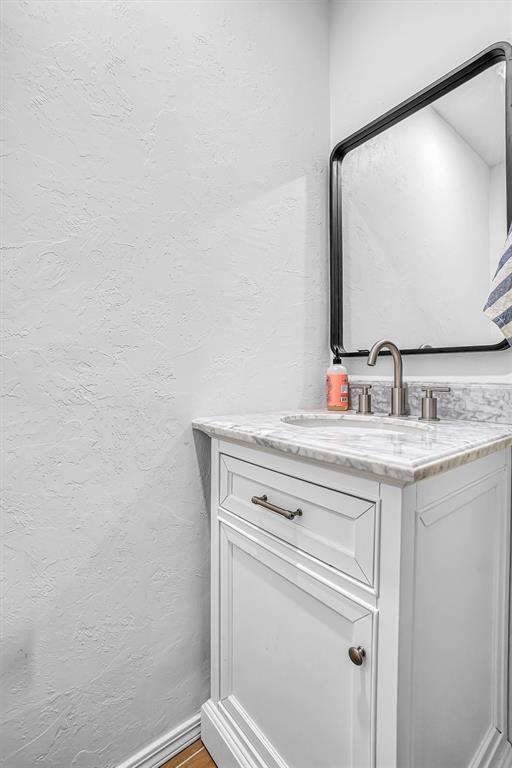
[[367, 339, 407, 416], [367, 339, 403, 388]]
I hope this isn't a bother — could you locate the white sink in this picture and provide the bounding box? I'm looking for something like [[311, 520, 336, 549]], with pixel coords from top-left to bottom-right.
[[281, 413, 430, 434]]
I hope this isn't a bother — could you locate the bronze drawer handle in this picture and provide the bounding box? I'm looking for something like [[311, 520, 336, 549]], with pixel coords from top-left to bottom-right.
[[251, 494, 303, 521]]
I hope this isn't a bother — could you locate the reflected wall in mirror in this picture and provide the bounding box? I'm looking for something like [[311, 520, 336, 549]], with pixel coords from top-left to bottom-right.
[[330, 44, 511, 356]]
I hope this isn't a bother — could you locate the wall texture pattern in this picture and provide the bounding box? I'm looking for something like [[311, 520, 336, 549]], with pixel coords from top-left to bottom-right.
[[1, 2, 329, 766]]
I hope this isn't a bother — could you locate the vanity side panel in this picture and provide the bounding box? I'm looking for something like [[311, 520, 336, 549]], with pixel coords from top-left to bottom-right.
[[377, 482, 416, 768], [209, 438, 221, 703], [408, 451, 510, 768], [396, 483, 418, 768]]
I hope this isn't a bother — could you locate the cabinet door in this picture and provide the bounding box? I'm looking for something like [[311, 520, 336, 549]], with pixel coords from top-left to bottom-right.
[[218, 514, 375, 768]]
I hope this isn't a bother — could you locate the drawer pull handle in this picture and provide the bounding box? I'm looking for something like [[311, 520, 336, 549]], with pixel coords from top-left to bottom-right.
[[348, 646, 366, 666], [251, 494, 303, 520]]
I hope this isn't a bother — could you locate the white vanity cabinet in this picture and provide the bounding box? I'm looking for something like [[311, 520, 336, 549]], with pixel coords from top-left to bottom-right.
[[201, 438, 512, 768]]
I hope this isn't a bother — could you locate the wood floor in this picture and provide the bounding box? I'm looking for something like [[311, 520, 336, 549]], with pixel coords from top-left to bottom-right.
[[161, 740, 217, 768]]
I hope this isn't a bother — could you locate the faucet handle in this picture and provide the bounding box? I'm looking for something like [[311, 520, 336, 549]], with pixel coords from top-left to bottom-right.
[[419, 387, 451, 421], [351, 384, 373, 415]]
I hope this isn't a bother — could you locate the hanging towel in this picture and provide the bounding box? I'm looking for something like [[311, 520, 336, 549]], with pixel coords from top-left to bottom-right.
[[484, 226, 512, 346]]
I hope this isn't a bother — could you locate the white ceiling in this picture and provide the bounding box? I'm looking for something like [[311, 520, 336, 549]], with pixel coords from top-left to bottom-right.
[[431, 61, 506, 167]]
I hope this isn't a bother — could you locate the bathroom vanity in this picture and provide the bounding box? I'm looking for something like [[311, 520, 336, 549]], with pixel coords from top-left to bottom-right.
[[193, 412, 512, 768], [191, 39, 512, 768]]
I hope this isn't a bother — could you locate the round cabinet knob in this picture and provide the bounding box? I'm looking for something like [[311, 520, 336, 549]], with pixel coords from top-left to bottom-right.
[[348, 646, 366, 666]]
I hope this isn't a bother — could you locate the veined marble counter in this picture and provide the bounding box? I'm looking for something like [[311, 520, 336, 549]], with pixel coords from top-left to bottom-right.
[[193, 410, 512, 484]]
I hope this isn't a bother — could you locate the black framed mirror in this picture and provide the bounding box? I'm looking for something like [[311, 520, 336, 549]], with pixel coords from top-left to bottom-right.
[[330, 42, 512, 357]]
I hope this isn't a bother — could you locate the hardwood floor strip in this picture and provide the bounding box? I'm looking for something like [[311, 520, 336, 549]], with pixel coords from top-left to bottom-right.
[[160, 740, 205, 768], [187, 750, 216, 768], [173, 747, 205, 768]]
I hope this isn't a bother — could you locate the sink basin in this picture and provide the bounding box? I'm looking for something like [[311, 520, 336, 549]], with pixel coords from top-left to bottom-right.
[[281, 414, 429, 434]]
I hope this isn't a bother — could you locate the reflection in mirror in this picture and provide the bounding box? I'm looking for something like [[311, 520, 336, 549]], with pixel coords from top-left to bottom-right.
[[341, 61, 507, 352]]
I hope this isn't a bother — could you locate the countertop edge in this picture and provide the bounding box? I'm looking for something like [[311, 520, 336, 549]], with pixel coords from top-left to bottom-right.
[[192, 420, 512, 485]]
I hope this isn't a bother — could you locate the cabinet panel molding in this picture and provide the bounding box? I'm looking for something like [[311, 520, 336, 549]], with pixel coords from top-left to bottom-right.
[[419, 471, 504, 528]]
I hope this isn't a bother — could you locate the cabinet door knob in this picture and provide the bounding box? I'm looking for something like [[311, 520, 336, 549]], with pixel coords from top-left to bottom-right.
[[348, 646, 366, 666]]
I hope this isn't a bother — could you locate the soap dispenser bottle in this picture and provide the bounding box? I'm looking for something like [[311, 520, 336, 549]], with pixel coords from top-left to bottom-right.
[[326, 354, 349, 411]]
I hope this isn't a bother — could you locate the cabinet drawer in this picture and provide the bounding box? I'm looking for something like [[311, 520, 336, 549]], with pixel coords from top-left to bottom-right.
[[219, 453, 377, 587]]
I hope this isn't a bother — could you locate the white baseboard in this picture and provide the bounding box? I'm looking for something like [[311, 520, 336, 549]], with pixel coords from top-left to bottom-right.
[[469, 726, 512, 768], [201, 700, 263, 768], [116, 712, 201, 768]]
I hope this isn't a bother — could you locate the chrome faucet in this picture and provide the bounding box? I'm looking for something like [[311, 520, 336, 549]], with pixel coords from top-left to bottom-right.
[[367, 339, 407, 416]]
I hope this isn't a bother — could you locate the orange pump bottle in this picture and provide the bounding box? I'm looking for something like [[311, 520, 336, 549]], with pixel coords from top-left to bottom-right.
[[326, 355, 349, 411]]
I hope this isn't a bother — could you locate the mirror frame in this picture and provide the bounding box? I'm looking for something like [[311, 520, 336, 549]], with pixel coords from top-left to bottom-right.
[[330, 41, 512, 357]]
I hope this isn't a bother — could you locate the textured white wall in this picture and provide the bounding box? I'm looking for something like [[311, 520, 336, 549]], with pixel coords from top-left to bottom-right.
[[1, 2, 329, 766], [330, 0, 512, 380]]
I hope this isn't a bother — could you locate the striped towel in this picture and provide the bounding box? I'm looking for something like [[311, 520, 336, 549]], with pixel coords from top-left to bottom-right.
[[484, 226, 512, 346]]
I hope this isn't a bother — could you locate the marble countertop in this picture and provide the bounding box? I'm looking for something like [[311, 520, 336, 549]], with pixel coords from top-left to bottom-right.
[[192, 410, 512, 484]]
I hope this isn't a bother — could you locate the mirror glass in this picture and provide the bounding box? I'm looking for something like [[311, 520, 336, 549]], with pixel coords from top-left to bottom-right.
[[341, 60, 507, 352]]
